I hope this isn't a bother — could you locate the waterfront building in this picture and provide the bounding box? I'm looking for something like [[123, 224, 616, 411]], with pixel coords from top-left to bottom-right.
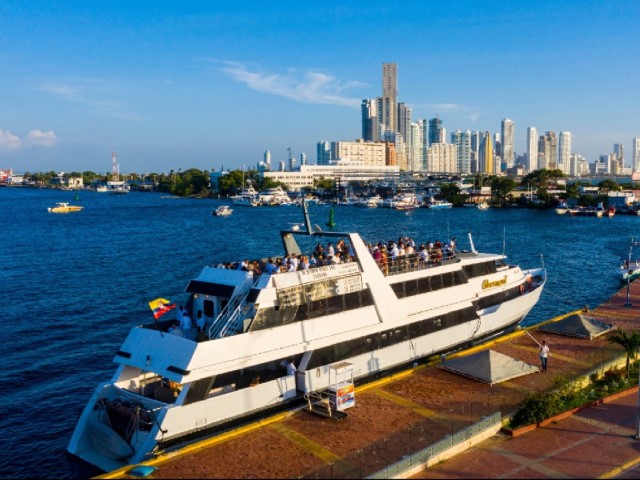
[[633, 137, 640, 174], [614, 143, 624, 170], [591, 158, 607, 175], [382, 62, 398, 132], [398, 102, 412, 168], [262, 162, 400, 191], [559, 131, 572, 175], [501, 119, 515, 169], [300, 152, 307, 166], [428, 116, 444, 145], [469, 131, 481, 174], [409, 120, 426, 171], [331, 139, 387, 167], [527, 127, 538, 173], [426, 142, 457, 174]]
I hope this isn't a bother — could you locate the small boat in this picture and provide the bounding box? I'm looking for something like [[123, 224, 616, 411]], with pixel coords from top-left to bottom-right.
[[607, 207, 616, 218], [213, 205, 233, 216], [68, 201, 546, 472], [425, 197, 453, 209], [477, 202, 490, 211], [555, 201, 568, 215], [620, 259, 640, 283], [47, 202, 83, 214]]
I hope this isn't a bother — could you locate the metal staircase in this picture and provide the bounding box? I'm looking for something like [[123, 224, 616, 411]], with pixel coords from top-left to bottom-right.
[[208, 276, 257, 339]]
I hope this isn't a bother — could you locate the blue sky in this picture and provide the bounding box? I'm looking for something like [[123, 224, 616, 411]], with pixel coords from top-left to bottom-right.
[[1, 1, 639, 174]]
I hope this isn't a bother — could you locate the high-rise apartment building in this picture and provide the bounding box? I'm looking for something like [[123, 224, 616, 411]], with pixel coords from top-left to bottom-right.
[[527, 127, 538, 173], [559, 131, 572, 175], [331, 139, 387, 167], [614, 143, 624, 170], [397, 102, 411, 144], [427, 143, 457, 173], [538, 132, 557, 170], [451, 130, 472, 174], [382, 63, 398, 133], [316, 141, 332, 165], [633, 138, 640, 173], [428, 116, 444, 145], [361, 99, 379, 142], [409, 121, 425, 171], [501, 119, 515, 169]]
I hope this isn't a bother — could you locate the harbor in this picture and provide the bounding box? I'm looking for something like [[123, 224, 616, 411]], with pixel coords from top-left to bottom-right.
[[96, 278, 640, 479]]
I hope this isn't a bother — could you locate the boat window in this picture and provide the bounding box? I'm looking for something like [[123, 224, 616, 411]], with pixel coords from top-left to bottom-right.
[[405, 280, 418, 297], [391, 283, 405, 298], [184, 377, 216, 405], [307, 345, 335, 369], [430, 275, 443, 292], [343, 291, 361, 310], [203, 300, 214, 318], [417, 277, 431, 294]]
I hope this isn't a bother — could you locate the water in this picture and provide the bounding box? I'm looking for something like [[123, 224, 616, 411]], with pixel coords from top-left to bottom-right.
[[0, 187, 634, 479]]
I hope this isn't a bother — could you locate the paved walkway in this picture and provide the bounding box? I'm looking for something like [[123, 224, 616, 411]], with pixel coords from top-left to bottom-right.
[[411, 389, 640, 479]]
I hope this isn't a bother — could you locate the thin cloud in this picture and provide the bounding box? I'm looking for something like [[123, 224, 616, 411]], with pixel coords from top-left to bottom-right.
[[39, 80, 140, 120], [25, 130, 57, 147], [0, 129, 58, 150], [216, 61, 364, 107], [0, 129, 22, 150]]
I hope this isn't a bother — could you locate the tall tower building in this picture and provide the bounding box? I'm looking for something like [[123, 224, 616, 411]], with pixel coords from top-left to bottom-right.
[[409, 121, 426, 171], [614, 143, 624, 169], [559, 131, 572, 175], [263, 150, 272, 171], [361, 99, 379, 142], [501, 119, 515, 169], [428, 116, 444, 144], [451, 130, 472, 174], [479, 131, 494, 174], [316, 141, 331, 165], [527, 127, 538, 173], [397, 102, 411, 144], [539, 131, 557, 170], [382, 62, 398, 133], [633, 138, 640, 173]]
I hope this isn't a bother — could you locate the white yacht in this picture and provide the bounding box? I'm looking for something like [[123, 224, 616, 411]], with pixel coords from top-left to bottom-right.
[[68, 202, 546, 472], [257, 186, 292, 206], [381, 192, 420, 209], [229, 186, 258, 206]]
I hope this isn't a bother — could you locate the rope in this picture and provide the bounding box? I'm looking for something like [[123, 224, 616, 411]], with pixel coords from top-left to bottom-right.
[[543, 286, 589, 311]]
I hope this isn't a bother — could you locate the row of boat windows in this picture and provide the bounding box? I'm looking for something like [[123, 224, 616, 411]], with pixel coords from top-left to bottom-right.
[[248, 289, 375, 332], [477, 284, 523, 310], [307, 306, 479, 369], [248, 261, 502, 331]]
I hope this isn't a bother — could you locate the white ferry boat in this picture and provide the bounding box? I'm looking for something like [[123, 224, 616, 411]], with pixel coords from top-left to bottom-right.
[[68, 203, 546, 472]]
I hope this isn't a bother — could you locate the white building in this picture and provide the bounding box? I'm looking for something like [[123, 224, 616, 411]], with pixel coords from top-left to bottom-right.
[[501, 119, 515, 169], [331, 139, 387, 167], [559, 131, 572, 175], [527, 127, 538, 173], [262, 161, 400, 191], [426, 143, 457, 174]]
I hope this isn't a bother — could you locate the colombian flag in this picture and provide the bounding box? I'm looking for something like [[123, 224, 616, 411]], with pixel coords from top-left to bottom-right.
[[148, 298, 176, 320]]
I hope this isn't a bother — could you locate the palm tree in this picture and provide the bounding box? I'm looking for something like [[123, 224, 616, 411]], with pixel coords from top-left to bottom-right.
[[607, 329, 640, 378]]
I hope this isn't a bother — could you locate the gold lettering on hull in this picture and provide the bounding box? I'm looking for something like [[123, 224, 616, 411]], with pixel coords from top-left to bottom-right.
[[481, 275, 507, 290]]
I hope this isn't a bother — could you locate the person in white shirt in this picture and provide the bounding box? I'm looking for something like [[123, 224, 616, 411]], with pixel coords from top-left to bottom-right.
[[539, 340, 550, 372], [195, 310, 206, 334]]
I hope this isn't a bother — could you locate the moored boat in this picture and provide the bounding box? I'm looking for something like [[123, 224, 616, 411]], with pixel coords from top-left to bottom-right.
[[477, 202, 490, 211], [68, 202, 546, 472], [47, 202, 83, 213]]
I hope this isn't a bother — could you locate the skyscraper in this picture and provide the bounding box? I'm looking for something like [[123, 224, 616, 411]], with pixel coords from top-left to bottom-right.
[[559, 131, 572, 175], [361, 99, 379, 142], [538, 132, 557, 170], [479, 131, 493, 174], [633, 138, 640, 173], [382, 63, 398, 133], [451, 130, 472, 174], [316, 141, 331, 165], [397, 102, 411, 144], [428, 116, 444, 145], [501, 119, 515, 169], [527, 127, 538, 173]]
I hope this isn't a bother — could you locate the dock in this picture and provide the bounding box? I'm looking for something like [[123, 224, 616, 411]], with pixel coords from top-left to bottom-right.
[[97, 280, 640, 479]]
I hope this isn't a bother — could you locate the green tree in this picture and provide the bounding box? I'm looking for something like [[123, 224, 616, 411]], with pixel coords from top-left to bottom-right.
[[490, 177, 516, 204], [607, 329, 640, 378]]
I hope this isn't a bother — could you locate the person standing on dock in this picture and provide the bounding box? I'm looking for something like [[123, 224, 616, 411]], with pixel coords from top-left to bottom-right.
[[539, 340, 550, 372]]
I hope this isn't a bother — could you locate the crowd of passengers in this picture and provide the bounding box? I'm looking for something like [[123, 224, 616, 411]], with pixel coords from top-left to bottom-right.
[[215, 236, 457, 276]]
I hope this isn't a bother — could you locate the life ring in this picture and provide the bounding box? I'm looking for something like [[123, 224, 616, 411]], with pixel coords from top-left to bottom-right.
[[519, 284, 525, 294]]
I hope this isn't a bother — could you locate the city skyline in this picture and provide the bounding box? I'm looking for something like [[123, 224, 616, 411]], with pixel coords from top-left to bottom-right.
[[1, 1, 640, 174]]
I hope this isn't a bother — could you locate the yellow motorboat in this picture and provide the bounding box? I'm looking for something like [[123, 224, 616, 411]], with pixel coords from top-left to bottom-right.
[[47, 202, 84, 214]]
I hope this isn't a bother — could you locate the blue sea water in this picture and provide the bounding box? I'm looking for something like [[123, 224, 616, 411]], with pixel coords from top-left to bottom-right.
[[0, 187, 635, 479]]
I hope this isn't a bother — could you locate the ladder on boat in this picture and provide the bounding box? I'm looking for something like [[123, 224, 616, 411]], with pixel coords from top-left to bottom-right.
[[208, 276, 258, 339]]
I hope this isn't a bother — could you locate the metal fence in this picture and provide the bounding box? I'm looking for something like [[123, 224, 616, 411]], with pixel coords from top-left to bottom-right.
[[300, 410, 502, 479]]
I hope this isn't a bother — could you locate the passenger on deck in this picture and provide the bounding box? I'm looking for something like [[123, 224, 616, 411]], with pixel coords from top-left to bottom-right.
[[249, 375, 260, 386], [286, 360, 297, 376], [264, 258, 278, 275], [169, 322, 183, 336], [180, 311, 193, 339], [195, 310, 205, 333]]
